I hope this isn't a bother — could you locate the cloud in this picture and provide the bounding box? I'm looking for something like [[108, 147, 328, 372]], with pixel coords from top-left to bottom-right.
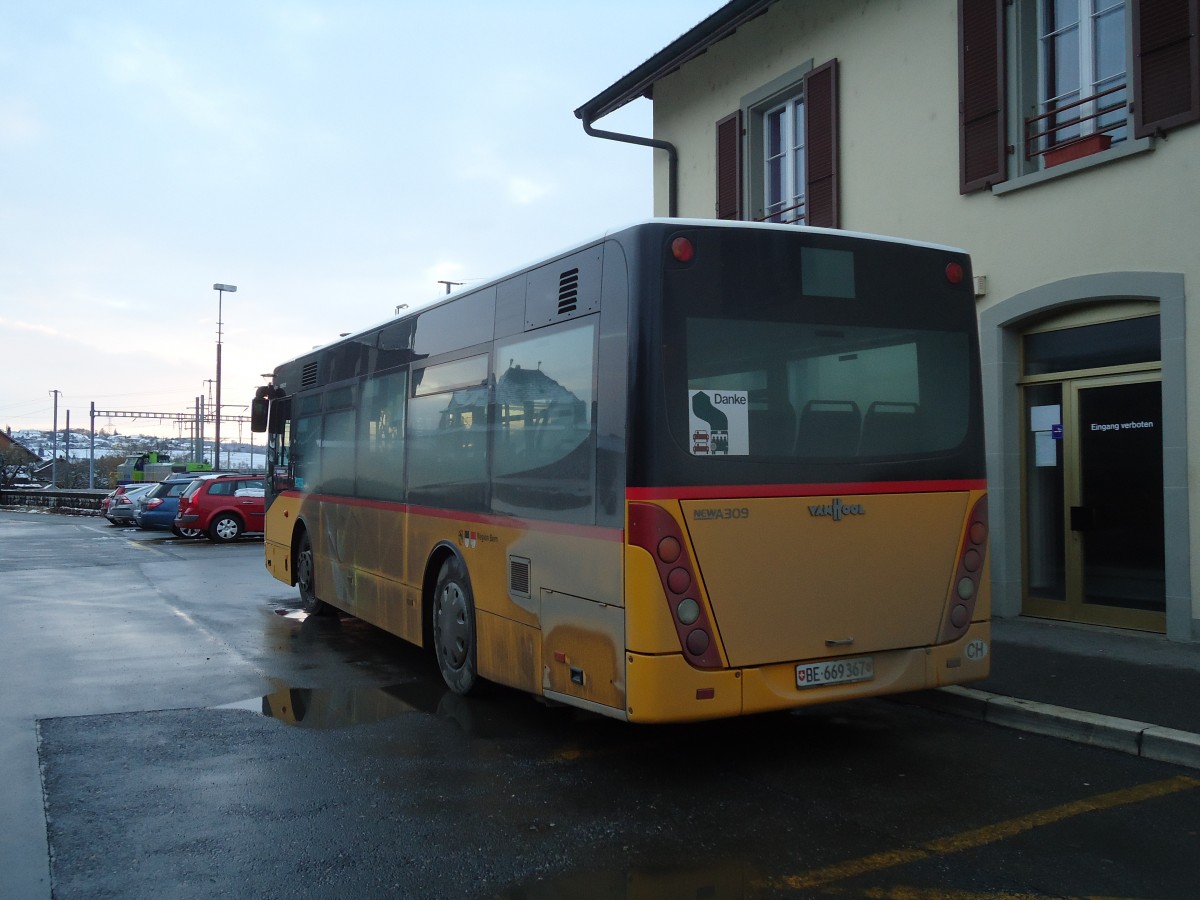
[[90, 23, 266, 152], [0, 317, 64, 339], [507, 175, 552, 206], [0, 99, 42, 145]]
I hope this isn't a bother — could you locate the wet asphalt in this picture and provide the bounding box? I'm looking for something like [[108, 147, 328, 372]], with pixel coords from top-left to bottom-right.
[[4, 509, 1199, 899]]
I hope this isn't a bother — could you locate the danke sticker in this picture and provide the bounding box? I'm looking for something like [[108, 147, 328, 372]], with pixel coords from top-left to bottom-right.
[[689, 390, 749, 456]]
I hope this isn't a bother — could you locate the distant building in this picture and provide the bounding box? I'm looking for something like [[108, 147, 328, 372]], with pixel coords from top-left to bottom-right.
[[1, 429, 41, 465]]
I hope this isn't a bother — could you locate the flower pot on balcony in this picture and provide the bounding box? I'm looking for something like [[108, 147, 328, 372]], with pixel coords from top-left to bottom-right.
[[1044, 133, 1113, 167]]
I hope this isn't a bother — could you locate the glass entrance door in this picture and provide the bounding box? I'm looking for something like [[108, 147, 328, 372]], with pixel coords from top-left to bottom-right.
[[1022, 374, 1165, 632]]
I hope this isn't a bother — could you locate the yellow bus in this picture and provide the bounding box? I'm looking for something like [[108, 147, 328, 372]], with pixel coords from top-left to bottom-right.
[[251, 220, 989, 723]]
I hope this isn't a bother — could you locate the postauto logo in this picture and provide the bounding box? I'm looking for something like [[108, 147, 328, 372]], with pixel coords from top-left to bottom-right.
[[807, 498, 865, 522]]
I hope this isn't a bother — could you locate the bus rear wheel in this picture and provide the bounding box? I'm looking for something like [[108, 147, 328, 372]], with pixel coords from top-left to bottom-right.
[[296, 533, 330, 616], [432, 556, 478, 695]]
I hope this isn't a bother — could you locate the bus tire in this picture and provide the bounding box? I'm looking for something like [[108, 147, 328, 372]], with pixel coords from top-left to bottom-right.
[[432, 555, 478, 695], [296, 532, 330, 616]]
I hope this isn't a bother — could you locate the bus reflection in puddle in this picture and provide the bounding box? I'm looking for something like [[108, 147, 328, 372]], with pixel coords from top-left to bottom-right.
[[215, 681, 496, 735]]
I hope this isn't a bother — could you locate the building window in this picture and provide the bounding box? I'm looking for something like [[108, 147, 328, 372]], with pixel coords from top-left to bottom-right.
[[764, 96, 806, 223], [716, 59, 839, 227], [1029, 0, 1128, 159], [958, 0, 1200, 192]]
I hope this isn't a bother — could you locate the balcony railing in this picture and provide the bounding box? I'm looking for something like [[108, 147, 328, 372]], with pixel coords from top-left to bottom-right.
[[1024, 83, 1126, 163], [755, 198, 806, 225]]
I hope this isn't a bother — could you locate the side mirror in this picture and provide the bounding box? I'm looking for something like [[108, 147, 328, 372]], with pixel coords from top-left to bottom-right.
[[268, 395, 290, 434], [250, 395, 269, 433]]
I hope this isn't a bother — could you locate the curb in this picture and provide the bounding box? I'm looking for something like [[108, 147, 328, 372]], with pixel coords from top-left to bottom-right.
[[901, 686, 1200, 771]]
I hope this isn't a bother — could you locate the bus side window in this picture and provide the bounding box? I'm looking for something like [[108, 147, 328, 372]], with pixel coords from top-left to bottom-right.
[[492, 320, 596, 522], [408, 357, 489, 512], [357, 369, 407, 502], [293, 414, 321, 492]]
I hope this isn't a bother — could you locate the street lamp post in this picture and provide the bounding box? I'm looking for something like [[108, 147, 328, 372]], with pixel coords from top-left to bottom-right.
[[213, 283, 237, 469]]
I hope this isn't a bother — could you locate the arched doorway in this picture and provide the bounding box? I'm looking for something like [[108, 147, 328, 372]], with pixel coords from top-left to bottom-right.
[[979, 272, 1191, 640], [1019, 307, 1164, 630]]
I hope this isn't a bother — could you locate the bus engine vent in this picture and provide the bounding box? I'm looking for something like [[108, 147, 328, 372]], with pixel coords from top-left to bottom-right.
[[524, 246, 602, 330], [301, 361, 319, 388], [509, 556, 531, 599], [557, 268, 580, 315]]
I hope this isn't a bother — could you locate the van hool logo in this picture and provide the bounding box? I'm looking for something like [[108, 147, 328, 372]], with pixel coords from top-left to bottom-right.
[[807, 498, 866, 521]]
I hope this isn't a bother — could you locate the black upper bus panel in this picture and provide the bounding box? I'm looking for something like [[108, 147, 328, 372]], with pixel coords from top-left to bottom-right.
[[524, 245, 603, 331]]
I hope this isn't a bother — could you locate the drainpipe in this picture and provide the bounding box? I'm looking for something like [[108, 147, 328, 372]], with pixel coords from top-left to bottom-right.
[[580, 112, 678, 218]]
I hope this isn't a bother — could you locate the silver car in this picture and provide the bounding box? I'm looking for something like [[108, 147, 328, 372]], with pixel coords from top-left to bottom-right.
[[107, 483, 156, 525]]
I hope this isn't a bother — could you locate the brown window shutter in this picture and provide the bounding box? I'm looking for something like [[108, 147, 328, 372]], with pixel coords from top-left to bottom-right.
[[804, 58, 839, 228], [1133, 0, 1200, 138], [958, 0, 1007, 193], [715, 111, 743, 220]]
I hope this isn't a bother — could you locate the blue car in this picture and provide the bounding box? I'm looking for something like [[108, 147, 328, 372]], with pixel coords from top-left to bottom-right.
[[135, 477, 204, 537]]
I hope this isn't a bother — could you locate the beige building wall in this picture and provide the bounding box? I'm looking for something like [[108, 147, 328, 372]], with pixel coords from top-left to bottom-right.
[[643, 0, 1199, 638]]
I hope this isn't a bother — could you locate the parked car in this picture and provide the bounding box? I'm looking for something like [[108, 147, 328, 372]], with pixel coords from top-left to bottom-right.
[[135, 476, 204, 537], [106, 484, 156, 526], [175, 473, 266, 543], [103, 483, 150, 524]]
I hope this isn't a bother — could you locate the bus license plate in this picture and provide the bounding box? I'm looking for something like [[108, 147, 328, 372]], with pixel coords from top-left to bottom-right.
[[796, 656, 875, 690]]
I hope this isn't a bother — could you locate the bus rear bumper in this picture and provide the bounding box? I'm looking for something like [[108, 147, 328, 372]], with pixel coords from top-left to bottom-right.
[[624, 622, 991, 724]]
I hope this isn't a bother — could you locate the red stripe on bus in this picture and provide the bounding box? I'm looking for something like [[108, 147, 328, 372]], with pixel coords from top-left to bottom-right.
[[282, 492, 624, 542], [624, 479, 986, 501]]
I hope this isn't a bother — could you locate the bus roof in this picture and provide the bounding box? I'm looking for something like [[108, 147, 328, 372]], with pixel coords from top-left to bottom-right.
[[273, 220, 969, 368]]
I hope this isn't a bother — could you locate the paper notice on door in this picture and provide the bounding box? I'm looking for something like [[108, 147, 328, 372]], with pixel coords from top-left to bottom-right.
[[1030, 404, 1061, 468], [1035, 431, 1057, 467], [1030, 404, 1061, 433]]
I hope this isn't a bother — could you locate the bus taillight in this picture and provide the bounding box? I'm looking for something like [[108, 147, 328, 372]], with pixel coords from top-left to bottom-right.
[[670, 236, 695, 263], [940, 495, 988, 643], [628, 502, 723, 669]]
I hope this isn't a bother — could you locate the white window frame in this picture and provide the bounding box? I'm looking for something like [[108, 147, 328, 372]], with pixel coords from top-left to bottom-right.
[[739, 61, 813, 222], [1035, 0, 1128, 150], [763, 95, 806, 224]]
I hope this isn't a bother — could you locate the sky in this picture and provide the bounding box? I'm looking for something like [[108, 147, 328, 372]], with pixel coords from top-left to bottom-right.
[[1, 0, 725, 439]]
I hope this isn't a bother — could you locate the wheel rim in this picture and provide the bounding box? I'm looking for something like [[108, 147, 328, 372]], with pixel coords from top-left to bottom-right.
[[215, 517, 239, 540], [297, 545, 315, 601], [435, 582, 470, 671], [180, 528, 202, 538]]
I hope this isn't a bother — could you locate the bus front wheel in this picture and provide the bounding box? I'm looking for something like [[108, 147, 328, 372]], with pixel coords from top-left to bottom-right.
[[432, 556, 478, 695], [296, 533, 330, 616]]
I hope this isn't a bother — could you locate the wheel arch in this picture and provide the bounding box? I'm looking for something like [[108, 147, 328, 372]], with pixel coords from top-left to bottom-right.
[[421, 541, 469, 649], [289, 517, 312, 588]]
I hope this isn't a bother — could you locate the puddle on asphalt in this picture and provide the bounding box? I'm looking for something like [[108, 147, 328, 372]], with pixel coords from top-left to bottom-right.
[[212, 680, 519, 735], [215, 682, 439, 729]]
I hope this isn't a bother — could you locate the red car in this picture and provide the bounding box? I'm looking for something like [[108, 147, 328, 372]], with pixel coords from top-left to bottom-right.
[[175, 473, 266, 543]]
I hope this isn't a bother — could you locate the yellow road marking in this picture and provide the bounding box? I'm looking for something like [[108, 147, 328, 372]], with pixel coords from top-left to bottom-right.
[[762, 775, 1200, 893], [829, 887, 1141, 899]]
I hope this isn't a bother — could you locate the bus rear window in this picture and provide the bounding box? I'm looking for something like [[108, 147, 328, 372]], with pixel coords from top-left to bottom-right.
[[683, 317, 970, 459]]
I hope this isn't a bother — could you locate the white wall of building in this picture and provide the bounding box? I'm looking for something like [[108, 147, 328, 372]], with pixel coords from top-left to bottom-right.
[[641, 0, 1199, 636]]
